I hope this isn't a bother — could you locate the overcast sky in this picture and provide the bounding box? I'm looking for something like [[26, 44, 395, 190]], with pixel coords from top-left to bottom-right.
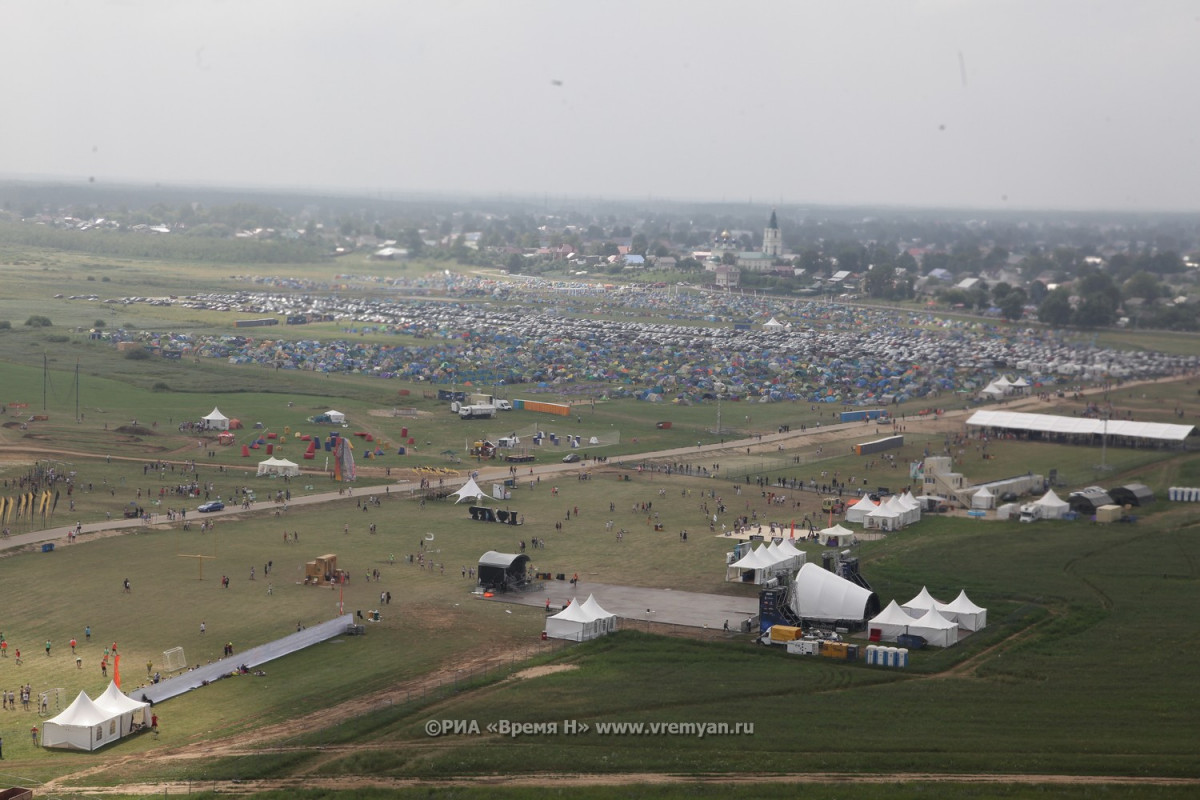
[[2, 1, 1198, 211]]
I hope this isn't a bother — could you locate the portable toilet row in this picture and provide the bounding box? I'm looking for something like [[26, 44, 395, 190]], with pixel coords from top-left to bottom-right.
[[1168, 487, 1200, 502], [865, 645, 909, 668]]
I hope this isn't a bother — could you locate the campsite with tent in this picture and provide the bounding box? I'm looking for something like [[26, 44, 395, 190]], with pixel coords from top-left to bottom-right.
[[0, 260, 1197, 796]]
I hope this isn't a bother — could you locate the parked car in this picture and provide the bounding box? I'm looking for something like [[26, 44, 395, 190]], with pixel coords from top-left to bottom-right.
[[1000, 491, 1019, 502], [197, 500, 225, 513], [562, 453, 581, 463]]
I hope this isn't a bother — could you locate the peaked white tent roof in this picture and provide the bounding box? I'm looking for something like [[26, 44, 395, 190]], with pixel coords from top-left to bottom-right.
[[762, 316, 785, 329], [971, 485, 995, 509], [940, 590, 988, 632], [845, 494, 879, 524], [94, 680, 151, 734], [581, 594, 619, 633], [451, 477, 486, 504], [789, 563, 876, 623], [546, 598, 602, 641], [817, 524, 856, 546], [1034, 489, 1070, 519], [868, 599, 918, 642], [257, 457, 301, 477], [908, 607, 959, 647], [202, 407, 228, 422], [43, 691, 113, 751], [325, 409, 346, 421], [902, 586, 943, 616]]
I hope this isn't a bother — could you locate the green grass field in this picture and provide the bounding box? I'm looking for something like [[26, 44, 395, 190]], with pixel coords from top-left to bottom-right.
[[0, 242, 1198, 798]]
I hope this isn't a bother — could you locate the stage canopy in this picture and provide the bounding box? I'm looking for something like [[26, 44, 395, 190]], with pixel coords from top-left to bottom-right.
[[966, 410, 1193, 443]]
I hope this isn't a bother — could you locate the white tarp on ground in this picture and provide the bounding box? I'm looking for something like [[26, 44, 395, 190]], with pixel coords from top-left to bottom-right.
[[43, 691, 118, 751], [94, 680, 151, 736], [908, 607, 959, 647], [868, 600, 918, 642], [202, 407, 229, 430], [256, 457, 301, 477], [451, 477, 486, 504], [132, 615, 354, 705], [940, 590, 988, 632], [1034, 489, 1070, 519], [789, 562, 875, 623], [902, 586, 943, 616], [546, 599, 600, 641]]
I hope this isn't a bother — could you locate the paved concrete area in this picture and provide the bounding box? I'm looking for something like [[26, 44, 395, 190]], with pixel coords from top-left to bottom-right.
[[485, 580, 759, 630]]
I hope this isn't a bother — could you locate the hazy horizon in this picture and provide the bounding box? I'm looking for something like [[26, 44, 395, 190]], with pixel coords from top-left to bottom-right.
[[5, 1, 1199, 213]]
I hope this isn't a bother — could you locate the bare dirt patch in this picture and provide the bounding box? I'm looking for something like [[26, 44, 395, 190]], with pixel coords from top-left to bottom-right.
[[367, 408, 436, 419], [509, 663, 579, 680]]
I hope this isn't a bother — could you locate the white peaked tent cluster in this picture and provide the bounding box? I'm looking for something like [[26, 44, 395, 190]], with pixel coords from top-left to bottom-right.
[[545, 595, 619, 641], [256, 456, 300, 477], [867, 586, 987, 647], [725, 540, 806, 584], [451, 477, 486, 504], [789, 563, 876, 623], [845, 491, 922, 531], [201, 407, 229, 431], [42, 681, 151, 751], [979, 375, 1029, 400]]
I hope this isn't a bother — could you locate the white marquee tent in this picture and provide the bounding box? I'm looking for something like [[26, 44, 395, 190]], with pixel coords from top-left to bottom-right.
[[725, 545, 788, 584], [939, 590, 988, 632], [908, 607, 959, 647], [789, 563, 878, 623], [1033, 489, 1070, 519], [971, 486, 995, 510], [94, 681, 152, 736], [817, 524, 857, 547], [451, 477, 486, 504], [256, 457, 301, 477], [844, 495, 879, 525], [545, 599, 600, 641], [325, 409, 346, 424], [581, 594, 619, 634], [868, 600, 918, 642], [201, 407, 230, 431], [43, 690, 130, 751], [902, 586, 943, 617]]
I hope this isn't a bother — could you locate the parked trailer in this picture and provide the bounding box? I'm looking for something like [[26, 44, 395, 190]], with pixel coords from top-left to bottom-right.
[[840, 409, 889, 423], [853, 435, 904, 456]]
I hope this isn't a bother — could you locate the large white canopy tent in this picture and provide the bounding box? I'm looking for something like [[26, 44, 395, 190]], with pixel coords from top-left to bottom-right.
[[789, 563, 879, 624], [868, 600, 918, 642], [325, 409, 346, 424], [451, 477, 486, 504], [1033, 489, 1070, 519], [902, 586, 943, 617], [581, 594, 619, 634], [908, 607, 959, 647], [817, 524, 857, 547], [966, 410, 1194, 444], [545, 599, 601, 641], [256, 457, 301, 477], [939, 590, 988, 632], [94, 681, 152, 736], [42, 689, 138, 751], [725, 544, 789, 584], [844, 495, 878, 524], [201, 407, 230, 431]]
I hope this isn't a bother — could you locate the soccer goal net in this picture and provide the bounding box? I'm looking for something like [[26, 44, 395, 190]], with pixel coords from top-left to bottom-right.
[[162, 646, 187, 673]]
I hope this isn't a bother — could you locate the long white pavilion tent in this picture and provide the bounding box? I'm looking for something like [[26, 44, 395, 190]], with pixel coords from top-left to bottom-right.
[[966, 410, 1193, 446]]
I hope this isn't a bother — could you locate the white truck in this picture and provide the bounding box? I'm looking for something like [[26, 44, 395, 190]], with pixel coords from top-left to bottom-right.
[[1018, 504, 1042, 523], [494, 399, 513, 411], [458, 402, 496, 422]]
